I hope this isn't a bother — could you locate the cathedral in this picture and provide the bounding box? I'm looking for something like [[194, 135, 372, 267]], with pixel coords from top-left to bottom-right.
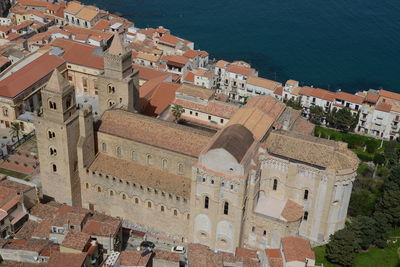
[[35, 34, 359, 253]]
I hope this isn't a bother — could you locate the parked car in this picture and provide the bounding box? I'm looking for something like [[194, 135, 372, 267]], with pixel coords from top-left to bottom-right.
[[140, 241, 155, 249], [171, 245, 185, 254]]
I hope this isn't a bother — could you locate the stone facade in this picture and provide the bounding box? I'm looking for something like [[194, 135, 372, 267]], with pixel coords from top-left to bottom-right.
[[36, 35, 359, 254]]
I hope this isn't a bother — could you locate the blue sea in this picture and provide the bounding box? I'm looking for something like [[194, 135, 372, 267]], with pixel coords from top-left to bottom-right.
[[81, 0, 400, 94]]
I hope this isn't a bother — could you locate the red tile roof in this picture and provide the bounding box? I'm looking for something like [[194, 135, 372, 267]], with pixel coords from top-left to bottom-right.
[[299, 86, 335, 101], [379, 89, 400, 102], [226, 64, 255, 76], [51, 38, 103, 69], [365, 92, 379, 103], [143, 82, 181, 116], [61, 230, 91, 251], [47, 251, 87, 267], [335, 91, 364, 104], [281, 236, 315, 263], [0, 53, 65, 98], [133, 64, 171, 81], [265, 249, 283, 267], [376, 101, 392, 112]]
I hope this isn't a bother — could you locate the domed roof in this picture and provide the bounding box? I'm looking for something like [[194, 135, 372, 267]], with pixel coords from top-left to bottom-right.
[[208, 124, 254, 163]]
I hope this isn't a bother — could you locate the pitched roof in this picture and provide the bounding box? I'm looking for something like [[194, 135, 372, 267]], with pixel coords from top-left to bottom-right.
[[143, 82, 181, 116], [61, 231, 91, 251], [98, 109, 213, 158], [75, 6, 99, 22], [281, 236, 315, 262], [64, 1, 83, 15], [173, 98, 239, 119], [47, 251, 87, 267], [0, 53, 65, 98], [82, 213, 121, 237], [265, 249, 283, 267], [226, 64, 255, 76], [379, 89, 400, 102], [108, 33, 125, 55], [299, 86, 335, 101], [247, 76, 282, 90], [133, 64, 171, 81], [335, 91, 364, 104], [119, 251, 153, 266], [46, 69, 70, 93], [89, 153, 191, 197], [281, 200, 304, 222], [51, 38, 103, 70]]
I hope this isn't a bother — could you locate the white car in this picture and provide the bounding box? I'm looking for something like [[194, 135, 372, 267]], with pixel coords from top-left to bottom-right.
[[171, 245, 186, 254]]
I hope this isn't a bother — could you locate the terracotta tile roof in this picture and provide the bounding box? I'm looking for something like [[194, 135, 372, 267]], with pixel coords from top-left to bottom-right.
[[140, 74, 170, 100], [274, 86, 283, 96], [174, 98, 239, 119], [265, 249, 283, 267], [247, 76, 282, 90], [162, 55, 189, 66], [6, 32, 21, 41], [281, 236, 315, 262], [154, 249, 179, 262], [365, 92, 379, 103], [61, 230, 91, 251], [299, 86, 335, 101], [281, 200, 304, 222], [226, 64, 255, 76], [91, 19, 109, 31], [63, 25, 112, 41], [265, 130, 359, 171], [75, 6, 99, 22], [31, 218, 52, 238], [335, 91, 364, 104], [19, 0, 54, 8], [193, 68, 213, 78], [291, 117, 315, 135], [176, 83, 214, 100], [119, 251, 153, 266], [286, 80, 299, 86], [52, 205, 90, 227], [187, 243, 223, 267], [0, 53, 64, 98], [82, 213, 121, 237], [89, 153, 191, 197], [183, 71, 195, 83], [15, 220, 39, 239], [29, 203, 59, 220], [1, 194, 22, 212], [158, 34, 186, 47], [0, 179, 32, 193], [51, 38, 103, 69], [0, 261, 47, 267], [133, 51, 160, 63], [0, 186, 18, 208], [133, 64, 171, 81], [379, 89, 400, 102], [216, 60, 229, 68], [183, 49, 209, 59], [64, 1, 83, 15], [235, 248, 258, 259], [1, 238, 51, 253], [376, 101, 392, 112], [47, 251, 87, 267], [143, 82, 181, 116]]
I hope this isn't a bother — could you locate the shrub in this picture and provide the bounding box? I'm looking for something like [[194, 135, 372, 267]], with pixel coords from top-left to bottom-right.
[[355, 150, 374, 162], [366, 139, 380, 154]]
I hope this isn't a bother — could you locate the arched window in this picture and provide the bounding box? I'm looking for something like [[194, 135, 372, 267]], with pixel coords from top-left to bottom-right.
[[178, 163, 184, 175], [304, 190, 309, 200], [48, 131, 55, 139], [52, 164, 57, 172], [65, 95, 72, 108], [134, 198, 139, 204], [108, 84, 115, 94], [97, 186, 101, 192], [147, 202, 152, 208], [131, 151, 137, 161], [122, 194, 126, 200], [187, 214, 190, 220], [102, 143, 107, 152], [211, 180, 214, 185], [147, 155, 153, 166], [273, 179, 278, 191], [174, 210, 178, 216], [161, 206, 165, 212], [49, 147, 57, 156], [49, 101, 57, 110], [162, 159, 168, 170], [204, 196, 209, 209], [116, 147, 122, 157], [109, 190, 114, 196], [263, 230, 267, 236], [223, 202, 229, 215], [303, 211, 308, 221], [252, 226, 255, 232], [85, 183, 89, 189]]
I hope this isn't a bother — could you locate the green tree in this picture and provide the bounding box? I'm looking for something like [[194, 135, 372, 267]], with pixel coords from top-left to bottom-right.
[[350, 216, 377, 250], [9, 122, 21, 143], [373, 154, 385, 166], [286, 98, 302, 110], [384, 141, 399, 166], [327, 108, 357, 132], [326, 228, 359, 267], [372, 211, 391, 248], [171, 104, 184, 123], [366, 139, 380, 154], [309, 105, 325, 125]]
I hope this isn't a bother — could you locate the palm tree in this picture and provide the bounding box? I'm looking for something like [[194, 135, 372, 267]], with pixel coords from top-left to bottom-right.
[[171, 104, 184, 123], [9, 122, 21, 143]]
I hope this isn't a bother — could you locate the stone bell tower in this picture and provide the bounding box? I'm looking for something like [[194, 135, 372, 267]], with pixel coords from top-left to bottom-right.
[[97, 33, 140, 115], [35, 69, 81, 206]]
